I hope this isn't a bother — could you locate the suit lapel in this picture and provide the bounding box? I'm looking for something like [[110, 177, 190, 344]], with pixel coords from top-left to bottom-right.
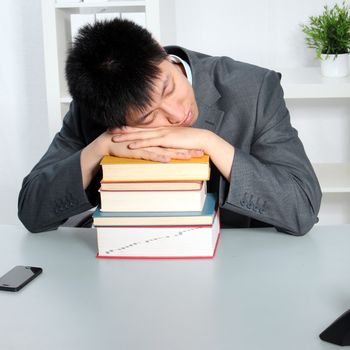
[[191, 70, 224, 134], [194, 100, 224, 133]]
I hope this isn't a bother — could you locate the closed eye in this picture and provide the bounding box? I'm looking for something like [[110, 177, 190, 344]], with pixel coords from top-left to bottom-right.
[[140, 111, 153, 122], [139, 111, 157, 126], [165, 79, 175, 96]]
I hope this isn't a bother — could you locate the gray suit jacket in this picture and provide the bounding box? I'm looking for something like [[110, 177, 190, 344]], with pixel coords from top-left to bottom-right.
[[18, 46, 321, 234]]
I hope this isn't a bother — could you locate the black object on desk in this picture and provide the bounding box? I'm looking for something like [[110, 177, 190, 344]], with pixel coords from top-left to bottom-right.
[[0, 266, 43, 292], [320, 309, 350, 346]]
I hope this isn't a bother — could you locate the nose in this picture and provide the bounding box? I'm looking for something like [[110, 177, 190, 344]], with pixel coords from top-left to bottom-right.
[[160, 98, 184, 124]]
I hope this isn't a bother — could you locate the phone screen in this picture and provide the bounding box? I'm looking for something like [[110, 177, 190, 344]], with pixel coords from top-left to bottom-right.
[[0, 266, 43, 292]]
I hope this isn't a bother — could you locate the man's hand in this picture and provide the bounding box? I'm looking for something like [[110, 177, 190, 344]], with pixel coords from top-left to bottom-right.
[[109, 126, 207, 155], [81, 125, 235, 190], [80, 130, 201, 189], [110, 126, 236, 182], [103, 130, 202, 162]]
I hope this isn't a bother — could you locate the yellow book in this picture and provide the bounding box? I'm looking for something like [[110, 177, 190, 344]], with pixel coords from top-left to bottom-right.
[[100, 155, 210, 182]]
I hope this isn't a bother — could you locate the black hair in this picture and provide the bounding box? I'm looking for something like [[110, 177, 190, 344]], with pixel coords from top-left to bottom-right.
[[65, 18, 167, 127]]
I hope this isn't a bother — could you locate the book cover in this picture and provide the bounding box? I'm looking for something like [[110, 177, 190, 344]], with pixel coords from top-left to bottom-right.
[[93, 192, 217, 226], [96, 208, 220, 259], [99, 182, 206, 212], [100, 155, 210, 182]]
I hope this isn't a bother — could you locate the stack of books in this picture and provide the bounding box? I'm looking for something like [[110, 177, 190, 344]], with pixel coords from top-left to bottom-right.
[[93, 155, 220, 259]]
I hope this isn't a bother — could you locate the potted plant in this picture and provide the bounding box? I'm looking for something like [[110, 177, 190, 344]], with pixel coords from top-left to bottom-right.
[[301, 2, 350, 77]]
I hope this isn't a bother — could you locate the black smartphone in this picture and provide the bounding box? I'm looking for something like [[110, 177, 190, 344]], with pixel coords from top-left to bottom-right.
[[0, 266, 43, 292]]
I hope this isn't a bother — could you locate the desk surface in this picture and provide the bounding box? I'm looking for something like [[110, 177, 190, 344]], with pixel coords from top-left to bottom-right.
[[1, 224, 349, 350]]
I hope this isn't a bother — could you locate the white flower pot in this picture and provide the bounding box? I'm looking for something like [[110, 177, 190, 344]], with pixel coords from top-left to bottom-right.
[[320, 53, 349, 78]]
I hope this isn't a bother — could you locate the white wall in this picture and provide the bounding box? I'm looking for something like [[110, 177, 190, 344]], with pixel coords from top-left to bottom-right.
[[0, 0, 348, 226], [174, 0, 341, 69], [0, 0, 49, 225]]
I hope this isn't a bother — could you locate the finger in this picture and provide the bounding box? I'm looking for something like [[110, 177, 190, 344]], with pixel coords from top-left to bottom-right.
[[189, 149, 204, 157], [124, 126, 165, 132], [112, 134, 139, 143], [139, 147, 185, 163], [142, 147, 192, 161], [112, 131, 165, 148], [108, 126, 148, 134], [107, 126, 128, 134], [131, 145, 195, 161], [140, 150, 171, 163], [164, 148, 191, 155], [113, 127, 167, 142], [163, 149, 202, 159], [127, 138, 163, 149], [168, 150, 192, 159], [111, 126, 162, 134]]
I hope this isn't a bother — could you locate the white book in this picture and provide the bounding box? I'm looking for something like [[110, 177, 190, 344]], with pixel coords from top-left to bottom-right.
[[100, 180, 203, 191], [96, 12, 120, 21], [96, 209, 220, 259], [121, 12, 146, 27], [100, 182, 207, 212], [70, 14, 95, 41]]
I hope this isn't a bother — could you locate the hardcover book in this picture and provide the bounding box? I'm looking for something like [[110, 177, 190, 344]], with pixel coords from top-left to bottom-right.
[[100, 155, 210, 182], [99, 182, 206, 212], [93, 192, 217, 226], [100, 180, 203, 191], [96, 208, 220, 259]]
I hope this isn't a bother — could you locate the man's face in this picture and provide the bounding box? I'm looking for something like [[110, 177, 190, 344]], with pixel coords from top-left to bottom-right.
[[126, 58, 199, 128]]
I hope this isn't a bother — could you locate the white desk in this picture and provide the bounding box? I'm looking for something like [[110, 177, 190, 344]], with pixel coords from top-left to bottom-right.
[[0, 224, 349, 349]]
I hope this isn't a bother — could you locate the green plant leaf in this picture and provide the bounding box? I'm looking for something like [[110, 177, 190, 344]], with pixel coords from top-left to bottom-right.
[[301, 2, 350, 59]]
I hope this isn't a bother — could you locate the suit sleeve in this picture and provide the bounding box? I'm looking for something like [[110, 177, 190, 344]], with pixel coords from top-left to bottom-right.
[[220, 70, 322, 235], [18, 102, 100, 233]]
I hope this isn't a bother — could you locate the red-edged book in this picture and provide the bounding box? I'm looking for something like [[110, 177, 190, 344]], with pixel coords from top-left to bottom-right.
[[96, 208, 220, 259]]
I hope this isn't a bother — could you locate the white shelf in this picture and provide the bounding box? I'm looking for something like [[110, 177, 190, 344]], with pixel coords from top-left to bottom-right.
[[280, 67, 350, 99], [56, 1, 146, 9], [313, 163, 350, 193]]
